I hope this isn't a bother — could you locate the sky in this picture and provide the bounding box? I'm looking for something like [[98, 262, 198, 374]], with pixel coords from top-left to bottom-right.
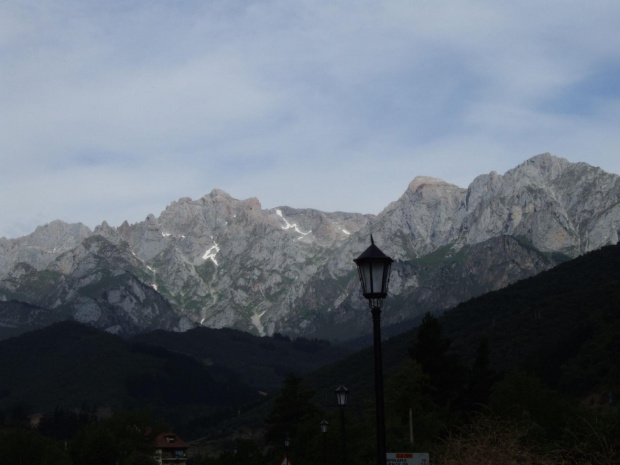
[[2, 0, 620, 239]]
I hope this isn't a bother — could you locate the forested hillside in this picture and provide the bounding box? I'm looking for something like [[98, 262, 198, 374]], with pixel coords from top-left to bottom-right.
[[1, 242, 619, 464], [216, 242, 620, 465]]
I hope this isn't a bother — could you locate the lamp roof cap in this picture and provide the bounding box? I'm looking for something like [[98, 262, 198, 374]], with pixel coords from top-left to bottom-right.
[[354, 235, 393, 263]]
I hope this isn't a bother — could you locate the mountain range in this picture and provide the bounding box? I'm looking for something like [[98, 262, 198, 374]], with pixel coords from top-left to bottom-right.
[[2, 241, 618, 440], [1, 153, 619, 341]]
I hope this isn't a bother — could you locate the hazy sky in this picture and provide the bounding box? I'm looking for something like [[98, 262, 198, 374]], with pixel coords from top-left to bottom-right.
[[2, 0, 619, 239]]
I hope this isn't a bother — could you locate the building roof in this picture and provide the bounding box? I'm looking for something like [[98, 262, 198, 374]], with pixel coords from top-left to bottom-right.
[[152, 432, 190, 450]]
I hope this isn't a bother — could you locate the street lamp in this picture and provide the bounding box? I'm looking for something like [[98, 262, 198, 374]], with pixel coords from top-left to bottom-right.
[[354, 235, 393, 465], [321, 419, 329, 433], [335, 385, 349, 408], [335, 385, 349, 465], [320, 420, 329, 465]]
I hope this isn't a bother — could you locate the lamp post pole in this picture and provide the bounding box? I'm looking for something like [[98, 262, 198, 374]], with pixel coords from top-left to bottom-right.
[[354, 236, 393, 465], [284, 436, 290, 465], [335, 385, 349, 465], [320, 420, 329, 465], [371, 305, 386, 465]]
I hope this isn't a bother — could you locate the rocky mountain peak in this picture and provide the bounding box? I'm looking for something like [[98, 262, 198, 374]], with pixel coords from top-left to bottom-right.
[[0, 220, 92, 278], [506, 152, 571, 184], [31, 220, 92, 246], [94, 220, 116, 237], [207, 188, 233, 200], [465, 170, 503, 212], [407, 175, 450, 190], [199, 189, 263, 213], [0, 154, 618, 341]]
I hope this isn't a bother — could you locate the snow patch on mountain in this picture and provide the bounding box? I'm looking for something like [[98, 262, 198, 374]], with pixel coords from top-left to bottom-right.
[[251, 309, 267, 336], [276, 209, 311, 236], [202, 243, 220, 266]]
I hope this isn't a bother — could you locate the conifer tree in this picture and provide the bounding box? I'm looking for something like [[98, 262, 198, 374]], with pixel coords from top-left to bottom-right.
[[409, 312, 466, 406], [465, 337, 497, 410], [264, 373, 318, 446]]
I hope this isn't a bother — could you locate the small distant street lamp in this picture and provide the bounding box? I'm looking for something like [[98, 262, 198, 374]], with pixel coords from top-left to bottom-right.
[[354, 235, 393, 465], [284, 436, 291, 465], [321, 419, 329, 434], [335, 385, 349, 465], [335, 384, 349, 408], [320, 420, 329, 465]]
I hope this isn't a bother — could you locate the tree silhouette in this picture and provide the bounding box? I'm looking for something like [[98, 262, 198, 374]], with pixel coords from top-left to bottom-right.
[[464, 337, 498, 411], [264, 373, 318, 446], [409, 312, 466, 407]]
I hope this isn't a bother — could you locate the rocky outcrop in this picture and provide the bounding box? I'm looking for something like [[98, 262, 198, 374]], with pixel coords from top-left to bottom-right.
[[0, 154, 618, 340], [374, 153, 620, 260], [0, 221, 92, 279]]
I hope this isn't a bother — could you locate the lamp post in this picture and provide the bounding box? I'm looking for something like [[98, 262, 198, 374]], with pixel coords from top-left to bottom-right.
[[284, 436, 291, 465], [335, 385, 349, 465], [320, 420, 329, 465], [354, 235, 393, 465]]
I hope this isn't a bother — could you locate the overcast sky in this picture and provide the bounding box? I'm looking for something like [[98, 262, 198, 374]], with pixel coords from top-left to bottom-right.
[[2, 0, 619, 239]]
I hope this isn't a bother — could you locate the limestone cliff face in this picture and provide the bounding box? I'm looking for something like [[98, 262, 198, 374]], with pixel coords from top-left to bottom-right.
[[459, 154, 611, 254], [0, 235, 187, 336], [376, 176, 468, 259], [0, 221, 92, 279], [375, 153, 619, 260], [0, 154, 618, 340]]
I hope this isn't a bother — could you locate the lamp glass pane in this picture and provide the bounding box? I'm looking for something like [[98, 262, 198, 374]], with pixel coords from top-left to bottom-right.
[[335, 388, 348, 406], [371, 261, 385, 294], [359, 262, 372, 295], [382, 261, 392, 294]]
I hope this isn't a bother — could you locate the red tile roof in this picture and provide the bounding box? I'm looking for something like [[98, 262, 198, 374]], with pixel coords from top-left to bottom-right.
[[153, 432, 189, 450]]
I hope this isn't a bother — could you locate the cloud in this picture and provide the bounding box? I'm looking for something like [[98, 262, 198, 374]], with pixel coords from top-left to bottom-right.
[[1, 0, 619, 237]]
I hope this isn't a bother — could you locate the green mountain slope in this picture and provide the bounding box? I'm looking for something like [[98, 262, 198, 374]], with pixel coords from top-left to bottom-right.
[[0, 320, 352, 438], [130, 327, 352, 393], [0, 321, 255, 414], [305, 242, 620, 411], [1, 242, 618, 443]]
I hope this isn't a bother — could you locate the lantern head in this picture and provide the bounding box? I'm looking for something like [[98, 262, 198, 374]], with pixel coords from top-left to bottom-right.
[[335, 385, 349, 407], [354, 235, 393, 308]]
